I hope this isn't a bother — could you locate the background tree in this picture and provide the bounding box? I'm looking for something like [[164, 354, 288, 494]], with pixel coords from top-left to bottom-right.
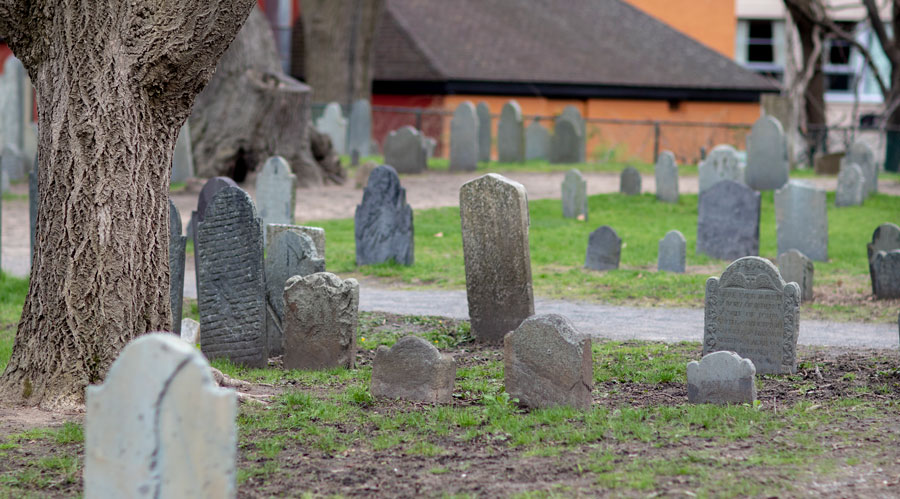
[[0, 0, 255, 409], [784, 0, 827, 157]]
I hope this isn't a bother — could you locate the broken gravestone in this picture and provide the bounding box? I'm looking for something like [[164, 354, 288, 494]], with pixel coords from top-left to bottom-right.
[[371, 336, 456, 403], [283, 272, 358, 370], [266, 224, 326, 261], [687, 351, 757, 405]]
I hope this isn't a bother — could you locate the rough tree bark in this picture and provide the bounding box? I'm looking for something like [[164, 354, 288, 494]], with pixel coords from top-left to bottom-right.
[[0, 0, 255, 410]]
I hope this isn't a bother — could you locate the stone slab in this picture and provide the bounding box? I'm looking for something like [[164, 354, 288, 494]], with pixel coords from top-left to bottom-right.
[[371, 336, 456, 403], [315, 102, 347, 155], [698, 144, 743, 194], [266, 224, 326, 261], [384, 126, 427, 174], [777, 249, 814, 302], [774, 180, 828, 262], [347, 99, 372, 157], [835, 163, 865, 207], [655, 150, 679, 203], [550, 119, 581, 164], [525, 120, 550, 161], [497, 100, 524, 163], [843, 141, 877, 195], [697, 180, 760, 261], [561, 168, 587, 220], [745, 115, 789, 191], [450, 101, 479, 171], [585, 226, 621, 271], [872, 250, 900, 299], [658, 230, 686, 273], [283, 272, 358, 370], [867, 223, 900, 295], [687, 351, 757, 405], [255, 156, 297, 233], [619, 166, 641, 195]]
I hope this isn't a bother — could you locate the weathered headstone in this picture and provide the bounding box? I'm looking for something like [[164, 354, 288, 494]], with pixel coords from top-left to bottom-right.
[[697, 180, 760, 261], [658, 230, 686, 273], [283, 272, 358, 370], [835, 163, 865, 207], [171, 123, 194, 184], [872, 250, 900, 299], [843, 141, 877, 195], [383, 126, 427, 174], [698, 144, 744, 193], [354, 160, 377, 189], [550, 119, 581, 164], [29, 153, 37, 261], [371, 336, 456, 403], [354, 165, 414, 265], [777, 249, 814, 302], [504, 314, 593, 410], [585, 225, 621, 271], [314, 102, 347, 155], [0, 56, 26, 154], [347, 98, 373, 158], [813, 152, 843, 175], [460, 174, 533, 343], [266, 224, 326, 260], [1, 144, 26, 183], [181, 318, 200, 346], [561, 168, 588, 220], [687, 351, 757, 405], [449, 102, 479, 171], [745, 115, 789, 191], [191, 176, 238, 293], [867, 223, 900, 295], [255, 156, 297, 233], [476, 102, 492, 162], [85, 333, 237, 499], [197, 186, 266, 368], [774, 180, 828, 262], [619, 166, 641, 195], [557, 105, 586, 162], [703, 257, 800, 374], [497, 100, 524, 163], [525, 120, 550, 161], [654, 150, 679, 203], [169, 200, 187, 335]]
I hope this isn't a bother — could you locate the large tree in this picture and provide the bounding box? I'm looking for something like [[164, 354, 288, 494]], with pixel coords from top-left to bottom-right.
[[0, 0, 256, 409]]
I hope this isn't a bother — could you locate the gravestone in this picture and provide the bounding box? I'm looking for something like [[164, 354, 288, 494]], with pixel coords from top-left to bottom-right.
[[266, 224, 326, 260], [255, 156, 297, 235], [867, 223, 900, 294], [197, 186, 266, 368], [283, 272, 358, 370], [314, 102, 347, 155], [265, 231, 325, 356], [181, 318, 200, 346], [525, 120, 550, 161], [813, 152, 843, 175], [774, 180, 828, 262], [85, 333, 237, 499], [423, 136, 437, 159], [29, 153, 37, 261], [460, 174, 533, 343], [1, 144, 27, 183], [585, 225, 622, 271], [383, 126, 427, 174], [347, 98, 372, 158], [777, 249, 814, 302], [561, 168, 588, 220], [354, 160, 377, 189], [745, 115, 789, 191], [191, 176, 238, 293], [619, 166, 641, 195], [654, 150, 679, 203], [169, 200, 187, 335], [371, 336, 456, 403], [504, 314, 593, 410], [687, 351, 757, 405], [658, 230, 686, 273], [450, 101, 479, 171], [703, 257, 800, 374], [351, 150, 360, 167], [354, 165, 414, 265], [843, 141, 877, 195], [0, 56, 26, 154], [171, 123, 194, 184], [497, 100, 524, 163], [476, 102, 492, 162], [550, 119, 581, 164], [698, 144, 744, 193], [697, 180, 760, 261], [835, 163, 865, 207], [872, 250, 900, 299], [557, 105, 586, 162]]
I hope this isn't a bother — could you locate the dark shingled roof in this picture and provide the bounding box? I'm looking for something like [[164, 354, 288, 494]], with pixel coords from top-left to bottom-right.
[[373, 0, 776, 99]]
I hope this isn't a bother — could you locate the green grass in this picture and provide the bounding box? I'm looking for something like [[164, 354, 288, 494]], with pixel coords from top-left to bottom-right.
[[0, 273, 29, 372]]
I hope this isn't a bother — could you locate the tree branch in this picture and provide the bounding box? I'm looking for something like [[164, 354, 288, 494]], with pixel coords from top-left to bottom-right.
[[0, 0, 43, 70], [862, 0, 897, 66]]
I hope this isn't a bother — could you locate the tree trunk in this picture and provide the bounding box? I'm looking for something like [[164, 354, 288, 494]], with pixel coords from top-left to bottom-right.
[[785, 0, 828, 157], [0, 0, 255, 410]]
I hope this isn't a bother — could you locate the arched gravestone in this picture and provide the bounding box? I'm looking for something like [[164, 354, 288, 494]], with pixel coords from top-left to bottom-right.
[[450, 101, 479, 171], [698, 144, 743, 193], [774, 180, 828, 262], [872, 250, 900, 299], [383, 126, 427, 174], [315, 102, 347, 155], [697, 180, 760, 261], [843, 141, 877, 195], [497, 100, 524, 163], [190, 176, 238, 295], [654, 150, 679, 203], [255, 156, 297, 231], [745, 115, 788, 191], [703, 256, 800, 374], [561, 168, 587, 220], [347, 98, 373, 157], [525, 120, 550, 161], [835, 163, 865, 207], [619, 166, 641, 195], [585, 225, 621, 271], [550, 119, 581, 164], [354, 165, 414, 265], [371, 335, 456, 403], [867, 223, 900, 294], [556, 105, 586, 162], [169, 200, 187, 335], [197, 186, 266, 368], [658, 229, 686, 273], [476, 102, 492, 162]]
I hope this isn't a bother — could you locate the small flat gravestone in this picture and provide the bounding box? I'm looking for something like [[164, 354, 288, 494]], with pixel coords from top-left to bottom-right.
[[354, 165, 414, 265], [658, 229, 686, 273], [181, 318, 200, 346], [872, 250, 900, 299], [266, 224, 326, 261], [745, 115, 789, 191], [169, 200, 187, 335], [866, 223, 900, 295], [85, 333, 237, 499], [255, 156, 297, 231], [585, 226, 621, 271], [497, 100, 524, 163], [283, 272, 358, 370], [550, 119, 581, 164], [314, 102, 347, 155], [697, 180, 760, 261], [525, 120, 550, 161], [777, 249, 814, 302], [813, 152, 843, 175], [347, 98, 372, 158], [843, 141, 877, 196], [450, 101, 479, 171], [704, 256, 800, 374], [698, 144, 743, 193], [504, 314, 593, 410], [383, 126, 427, 174], [476, 102, 492, 162], [774, 180, 828, 262], [687, 351, 756, 405], [460, 174, 534, 343], [835, 163, 865, 207], [619, 166, 641, 195], [371, 336, 456, 403], [654, 151, 679, 203], [561, 168, 587, 220]]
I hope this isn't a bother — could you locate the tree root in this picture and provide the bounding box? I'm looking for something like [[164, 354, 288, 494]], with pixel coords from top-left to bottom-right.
[[210, 367, 271, 405]]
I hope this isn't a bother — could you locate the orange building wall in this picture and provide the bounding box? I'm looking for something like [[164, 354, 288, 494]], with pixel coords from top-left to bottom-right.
[[622, 0, 736, 58]]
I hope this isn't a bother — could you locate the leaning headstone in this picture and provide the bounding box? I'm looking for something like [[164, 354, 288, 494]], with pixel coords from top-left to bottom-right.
[[265, 231, 325, 356], [867, 223, 900, 295], [460, 174, 534, 343], [619, 166, 641, 195], [703, 257, 800, 374], [777, 249, 814, 302], [450, 102, 479, 171], [835, 163, 865, 207], [654, 150, 679, 203], [383, 126, 427, 174], [658, 230, 686, 273], [354, 165, 414, 265], [347, 98, 373, 158], [266, 224, 326, 261], [1, 144, 27, 183], [774, 180, 828, 262], [497, 100, 524, 163], [169, 200, 187, 335], [843, 141, 877, 195], [872, 250, 900, 299], [85, 333, 237, 499], [585, 226, 622, 271], [813, 152, 843, 175], [525, 120, 550, 161], [698, 144, 744, 193], [557, 105, 586, 162], [371, 336, 456, 403], [315, 102, 347, 155], [561, 168, 588, 220], [476, 102, 492, 162], [255, 156, 297, 234], [29, 153, 37, 261], [283, 272, 358, 370], [171, 123, 194, 184], [181, 318, 200, 346], [197, 186, 266, 368], [745, 115, 789, 191], [550, 119, 581, 164], [697, 180, 760, 261], [687, 351, 757, 405], [504, 314, 593, 410], [354, 160, 377, 189]]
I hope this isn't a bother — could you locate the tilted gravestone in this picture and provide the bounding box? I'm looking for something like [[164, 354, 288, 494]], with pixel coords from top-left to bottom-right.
[[371, 336, 456, 403], [266, 224, 326, 261], [525, 120, 550, 161], [265, 231, 325, 356], [347, 98, 373, 158], [774, 180, 828, 262], [460, 174, 534, 343], [703, 256, 800, 374], [557, 105, 586, 162], [197, 186, 267, 368], [698, 144, 743, 193], [504, 314, 593, 410], [843, 141, 877, 196], [658, 229, 686, 273], [777, 249, 814, 302], [85, 334, 237, 499], [619, 166, 641, 195], [585, 225, 622, 271], [283, 272, 358, 370], [687, 351, 757, 405], [169, 200, 187, 335], [835, 163, 865, 207], [315, 102, 347, 155], [550, 119, 581, 164], [654, 150, 679, 203], [745, 115, 789, 191], [354, 165, 414, 265], [872, 250, 900, 299], [497, 100, 524, 163], [255, 156, 297, 234], [383, 126, 427, 174], [866, 223, 900, 295], [171, 123, 194, 184], [450, 101, 479, 171], [561, 168, 587, 220], [697, 180, 760, 261], [476, 102, 492, 162]]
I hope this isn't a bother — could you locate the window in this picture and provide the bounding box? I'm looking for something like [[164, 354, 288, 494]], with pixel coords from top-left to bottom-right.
[[736, 19, 785, 82], [824, 22, 856, 93], [747, 21, 775, 63]]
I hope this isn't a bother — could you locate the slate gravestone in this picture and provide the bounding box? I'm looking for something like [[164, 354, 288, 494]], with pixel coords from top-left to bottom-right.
[[266, 224, 326, 261], [85, 334, 237, 499], [169, 200, 187, 335], [745, 115, 789, 191], [191, 177, 238, 293], [283, 272, 358, 370], [867, 223, 900, 294], [843, 141, 877, 195], [872, 250, 900, 299], [347, 98, 372, 158], [697, 180, 760, 261], [525, 120, 550, 161], [777, 249, 814, 302], [171, 124, 194, 184], [654, 150, 679, 203], [29, 153, 37, 261], [774, 180, 828, 262], [557, 105, 586, 162], [1, 144, 26, 183], [813, 152, 843, 175], [619, 166, 641, 195], [265, 231, 325, 356], [476, 102, 492, 162], [504, 314, 593, 410], [703, 257, 800, 374], [497, 100, 524, 162], [255, 156, 297, 237], [460, 174, 534, 343], [836, 163, 865, 207], [355, 165, 414, 265], [585, 225, 622, 271], [197, 186, 267, 368], [371, 336, 456, 403], [698, 144, 743, 193], [384, 126, 427, 174], [315, 102, 347, 155], [561, 168, 587, 220], [687, 351, 757, 405], [658, 229, 686, 273], [551, 119, 581, 164], [450, 101, 479, 171]]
